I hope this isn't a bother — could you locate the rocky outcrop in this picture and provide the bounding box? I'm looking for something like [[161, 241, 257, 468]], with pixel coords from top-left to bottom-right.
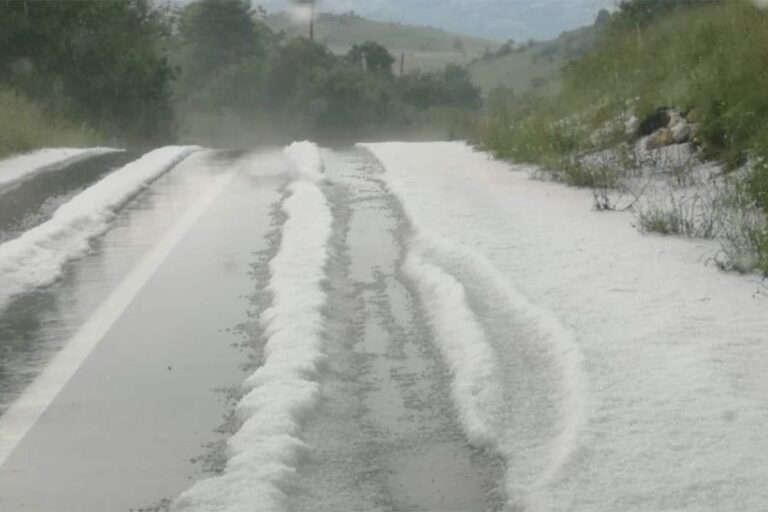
[[646, 127, 675, 150], [641, 108, 698, 150], [638, 108, 671, 137]]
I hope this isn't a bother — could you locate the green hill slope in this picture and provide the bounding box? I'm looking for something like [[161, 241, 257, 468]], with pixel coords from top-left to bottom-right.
[[468, 23, 601, 96], [266, 11, 501, 73]]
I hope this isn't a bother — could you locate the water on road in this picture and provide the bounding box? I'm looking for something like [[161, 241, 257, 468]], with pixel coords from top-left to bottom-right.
[[286, 148, 504, 512], [0, 145, 505, 512], [0, 149, 284, 510]]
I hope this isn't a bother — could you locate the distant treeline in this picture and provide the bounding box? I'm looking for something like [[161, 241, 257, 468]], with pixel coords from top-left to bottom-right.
[[0, 0, 482, 148]]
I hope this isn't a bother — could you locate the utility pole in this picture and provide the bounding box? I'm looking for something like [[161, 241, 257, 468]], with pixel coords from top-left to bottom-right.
[[400, 52, 405, 77], [294, 0, 315, 41], [309, 0, 315, 42]]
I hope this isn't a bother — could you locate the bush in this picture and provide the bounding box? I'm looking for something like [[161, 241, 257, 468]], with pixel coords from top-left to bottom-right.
[[175, 0, 482, 140], [0, 88, 99, 158], [636, 194, 721, 239], [0, 0, 176, 142]]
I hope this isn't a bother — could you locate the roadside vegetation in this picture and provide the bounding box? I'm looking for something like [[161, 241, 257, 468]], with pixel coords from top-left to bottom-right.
[[475, 0, 768, 275], [174, 1, 481, 144], [266, 11, 499, 74], [0, 88, 99, 156], [0, 0, 482, 157], [0, 0, 175, 152]]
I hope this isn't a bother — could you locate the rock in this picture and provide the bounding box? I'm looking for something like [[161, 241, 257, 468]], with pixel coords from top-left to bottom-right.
[[638, 108, 671, 137], [669, 114, 691, 143], [667, 110, 684, 128], [624, 114, 639, 136], [672, 123, 691, 144], [646, 127, 675, 150]]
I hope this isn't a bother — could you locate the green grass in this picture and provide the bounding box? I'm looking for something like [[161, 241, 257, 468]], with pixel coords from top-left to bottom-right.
[[266, 11, 500, 73], [474, 0, 768, 274], [0, 88, 100, 159], [478, 0, 768, 168]]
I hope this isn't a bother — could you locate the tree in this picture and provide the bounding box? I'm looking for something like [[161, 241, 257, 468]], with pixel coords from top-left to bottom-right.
[[265, 37, 335, 108], [178, 1, 271, 93], [0, 0, 176, 141], [595, 9, 611, 27], [443, 64, 481, 109], [614, 0, 718, 29], [347, 41, 395, 76], [398, 65, 481, 111]]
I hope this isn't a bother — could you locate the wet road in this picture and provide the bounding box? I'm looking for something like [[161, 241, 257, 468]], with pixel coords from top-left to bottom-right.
[[0, 150, 285, 510], [0, 147, 503, 511], [4, 142, 768, 512], [0, 151, 137, 245], [287, 149, 501, 512]]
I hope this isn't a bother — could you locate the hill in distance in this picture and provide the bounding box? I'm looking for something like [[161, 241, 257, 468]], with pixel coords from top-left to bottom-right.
[[265, 11, 501, 74], [468, 20, 604, 97], [265, 9, 604, 98]]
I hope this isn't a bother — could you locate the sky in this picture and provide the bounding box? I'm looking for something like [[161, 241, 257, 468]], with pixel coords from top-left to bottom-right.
[[255, 0, 618, 41]]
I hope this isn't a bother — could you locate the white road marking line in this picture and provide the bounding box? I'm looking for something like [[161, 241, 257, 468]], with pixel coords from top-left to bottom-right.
[[0, 169, 239, 468]]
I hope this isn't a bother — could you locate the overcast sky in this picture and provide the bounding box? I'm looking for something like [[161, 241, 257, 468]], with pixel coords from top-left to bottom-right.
[[254, 0, 617, 40]]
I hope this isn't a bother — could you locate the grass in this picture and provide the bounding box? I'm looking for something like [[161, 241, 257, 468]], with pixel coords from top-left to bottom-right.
[[636, 193, 721, 239], [0, 88, 100, 159], [474, 0, 768, 275], [266, 11, 500, 74]]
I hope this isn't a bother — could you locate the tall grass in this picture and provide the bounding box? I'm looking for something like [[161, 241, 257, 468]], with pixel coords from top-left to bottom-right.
[[563, 0, 768, 165], [0, 88, 100, 159], [478, 0, 768, 165], [475, 0, 768, 274]]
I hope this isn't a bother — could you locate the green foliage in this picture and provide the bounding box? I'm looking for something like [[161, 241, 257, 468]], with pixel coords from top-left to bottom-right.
[[399, 65, 481, 111], [0, 0, 175, 142], [265, 11, 499, 73], [177, 0, 274, 112], [479, 0, 768, 166], [637, 194, 720, 239], [613, 0, 719, 29], [0, 0, 484, 149], [174, 0, 483, 141], [747, 157, 768, 214], [0, 87, 99, 158], [475, 0, 768, 274], [347, 41, 395, 76]]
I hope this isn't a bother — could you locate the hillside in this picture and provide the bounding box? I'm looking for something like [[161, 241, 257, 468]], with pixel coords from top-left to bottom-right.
[[468, 23, 602, 96], [475, 0, 768, 276], [257, 0, 615, 41], [266, 11, 500, 73]]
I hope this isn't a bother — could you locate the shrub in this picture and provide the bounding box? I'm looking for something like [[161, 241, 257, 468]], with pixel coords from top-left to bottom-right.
[[637, 194, 721, 239], [0, 88, 99, 158]]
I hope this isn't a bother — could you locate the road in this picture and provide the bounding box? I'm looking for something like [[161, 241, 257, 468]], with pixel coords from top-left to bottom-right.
[[1, 142, 768, 512], [0, 146, 502, 511]]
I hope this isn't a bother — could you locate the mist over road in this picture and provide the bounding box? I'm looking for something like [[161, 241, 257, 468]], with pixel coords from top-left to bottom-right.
[[0, 142, 767, 511]]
